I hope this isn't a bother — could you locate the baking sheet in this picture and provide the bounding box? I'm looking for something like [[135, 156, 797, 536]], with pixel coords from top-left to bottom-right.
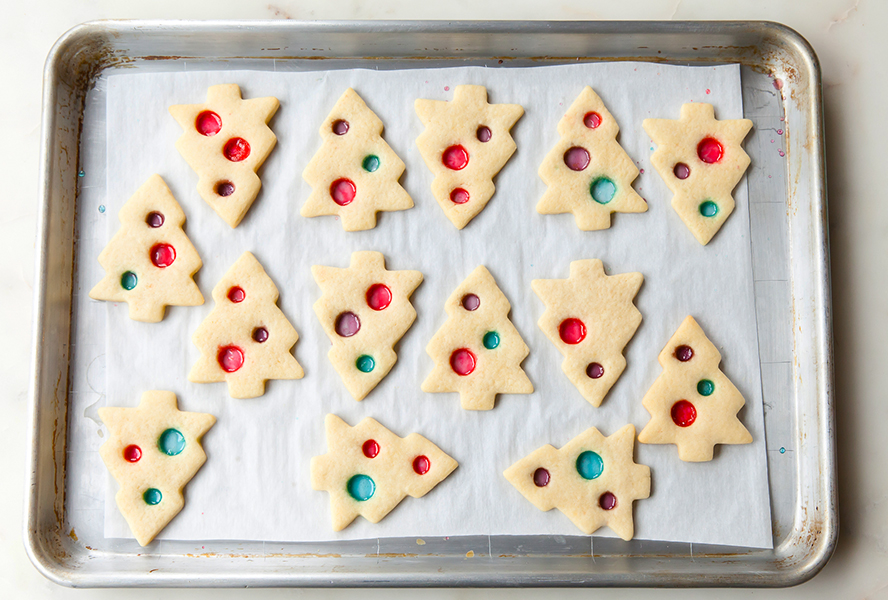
[[95, 61, 772, 548]]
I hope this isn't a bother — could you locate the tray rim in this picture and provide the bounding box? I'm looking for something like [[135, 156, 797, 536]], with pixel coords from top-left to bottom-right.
[[25, 18, 836, 588]]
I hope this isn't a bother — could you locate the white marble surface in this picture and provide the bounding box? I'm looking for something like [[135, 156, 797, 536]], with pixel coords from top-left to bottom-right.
[[2, 0, 881, 597]]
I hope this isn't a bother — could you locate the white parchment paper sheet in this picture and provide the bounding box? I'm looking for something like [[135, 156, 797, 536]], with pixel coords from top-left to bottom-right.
[[99, 62, 772, 548]]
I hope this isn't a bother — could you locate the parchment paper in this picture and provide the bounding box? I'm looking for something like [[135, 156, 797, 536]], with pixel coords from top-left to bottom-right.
[[100, 62, 772, 548]]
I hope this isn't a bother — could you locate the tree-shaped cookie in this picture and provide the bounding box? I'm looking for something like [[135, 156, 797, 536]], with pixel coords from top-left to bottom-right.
[[169, 84, 279, 228], [311, 414, 458, 531], [538, 87, 647, 230], [422, 266, 533, 411], [504, 424, 650, 540], [312, 252, 422, 401], [638, 316, 752, 461], [532, 259, 642, 407], [190, 251, 304, 399], [415, 85, 524, 229], [89, 174, 203, 322], [302, 88, 413, 231], [643, 103, 753, 245], [99, 390, 215, 546]]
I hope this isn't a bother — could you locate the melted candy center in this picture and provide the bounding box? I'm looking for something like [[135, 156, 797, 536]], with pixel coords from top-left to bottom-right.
[[335, 312, 361, 337], [559, 318, 586, 345], [583, 111, 602, 129], [123, 445, 142, 463], [697, 137, 724, 163], [586, 362, 605, 379], [563, 146, 591, 171], [223, 138, 251, 162], [195, 111, 222, 136], [366, 284, 392, 311], [347, 474, 375, 501], [217, 346, 244, 373], [146, 212, 164, 228], [413, 455, 431, 475], [330, 178, 357, 206], [150, 243, 176, 268], [533, 467, 550, 487], [442, 145, 469, 170], [461, 294, 480, 311], [671, 400, 697, 427], [599, 492, 617, 510], [450, 188, 470, 204], [674, 345, 694, 362], [450, 348, 476, 376], [476, 126, 492, 142], [576, 451, 604, 480], [673, 163, 691, 180], [362, 439, 380, 458], [228, 286, 246, 303]]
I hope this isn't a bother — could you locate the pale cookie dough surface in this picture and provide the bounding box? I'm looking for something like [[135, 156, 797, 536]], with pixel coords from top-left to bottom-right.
[[504, 424, 650, 540], [302, 88, 413, 231], [643, 103, 752, 245], [532, 259, 642, 407], [310, 414, 458, 531], [99, 391, 216, 546], [89, 174, 203, 322], [638, 316, 752, 462], [312, 251, 422, 401], [415, 85, 523, 229], [537, 86, 647, 230], [422, 265, 533, 410], [169, 84, 279, 228], [190, 251, 304, 399]]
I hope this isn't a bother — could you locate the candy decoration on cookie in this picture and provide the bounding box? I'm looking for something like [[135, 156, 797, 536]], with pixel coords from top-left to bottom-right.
[[169, 84, 280, 228], [638, 316, 752, 461], [532, 260, 643, 407], [89, 174, 203, 322], [537, 87, 647, 230], [643, 103, 753, 245], [189, 252, 304, 398], [302, 88, 413, 231], [504, 424, 650, 540], [98, 391, 215, 546], [312, 251, 422, 401], [415, 85, 524, 229], [422, 266, 533, 410], [311, 414, 458, 530]]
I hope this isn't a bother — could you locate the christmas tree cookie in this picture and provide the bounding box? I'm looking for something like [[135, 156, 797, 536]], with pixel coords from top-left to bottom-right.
[[312, 251, 422, 401], [532, 260, 642, 407], [89, 174, 203, 322], [537, 87, 647, 230], [302, 88, 413, 231], [415, 85, 524, 229], [504, 424, 650, 540], [99, 391, 215, 546], [421, 266, 533, 411], [311, 414, 458, 531], [638, 316, 752, 462], [189, 252, 304, 399], [643, 103, 753, 245], [169, 84, 279, 228]]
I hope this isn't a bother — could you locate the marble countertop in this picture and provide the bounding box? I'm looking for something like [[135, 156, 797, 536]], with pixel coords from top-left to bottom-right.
[[3, 0, 881, 597]]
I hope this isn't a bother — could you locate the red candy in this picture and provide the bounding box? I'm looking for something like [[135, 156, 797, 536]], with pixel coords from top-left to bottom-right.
[[450, 348, 476, 376], [450, 188, 470, 204], [195, 111, 222, 136], [413, 455, 431, 475], [442, 145, 469, 170], [217, 346, 244, 373], [583, 111, 602, 129], [366, 284, 392, 311], [330, 178, 357, 206], [671, 400, 697, 427], [223, 137, 251, 162], [150, 243, 176, 268], [563, 147, 591, 171], [559, 318, 586, 345], [123, 445, 142, 463], [362, 439, 380, 459], [228, 286, 246, 303], [697, 137, 723, 164]]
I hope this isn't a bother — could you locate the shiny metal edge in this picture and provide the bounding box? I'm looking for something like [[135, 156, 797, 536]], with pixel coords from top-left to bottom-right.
[[25, 19, 836, 587]]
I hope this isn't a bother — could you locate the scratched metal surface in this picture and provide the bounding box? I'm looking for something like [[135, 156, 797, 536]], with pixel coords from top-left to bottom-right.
[[25, 20, 834, 587]]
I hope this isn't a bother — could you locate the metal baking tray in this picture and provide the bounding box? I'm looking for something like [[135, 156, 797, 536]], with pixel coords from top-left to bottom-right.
[[26, 20, 834, 587]]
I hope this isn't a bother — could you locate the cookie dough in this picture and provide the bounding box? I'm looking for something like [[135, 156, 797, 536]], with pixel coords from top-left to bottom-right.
[[504, 424, 650, 540], [421, 265, 533, 410], [99, 390, 216, 546], [170, 84, 280, 228], [538, 87, 647, 230], [643, 103, 753, 245], [415, 85, 524, 229], [302, 88, 413, 231], [189, 251, 304, 398], [312, 251, 422, 401], [310, 414, 458, 531], [638, 316, 752, 461], [531, 259, 643, 407], [90, 174, 203, 322]]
